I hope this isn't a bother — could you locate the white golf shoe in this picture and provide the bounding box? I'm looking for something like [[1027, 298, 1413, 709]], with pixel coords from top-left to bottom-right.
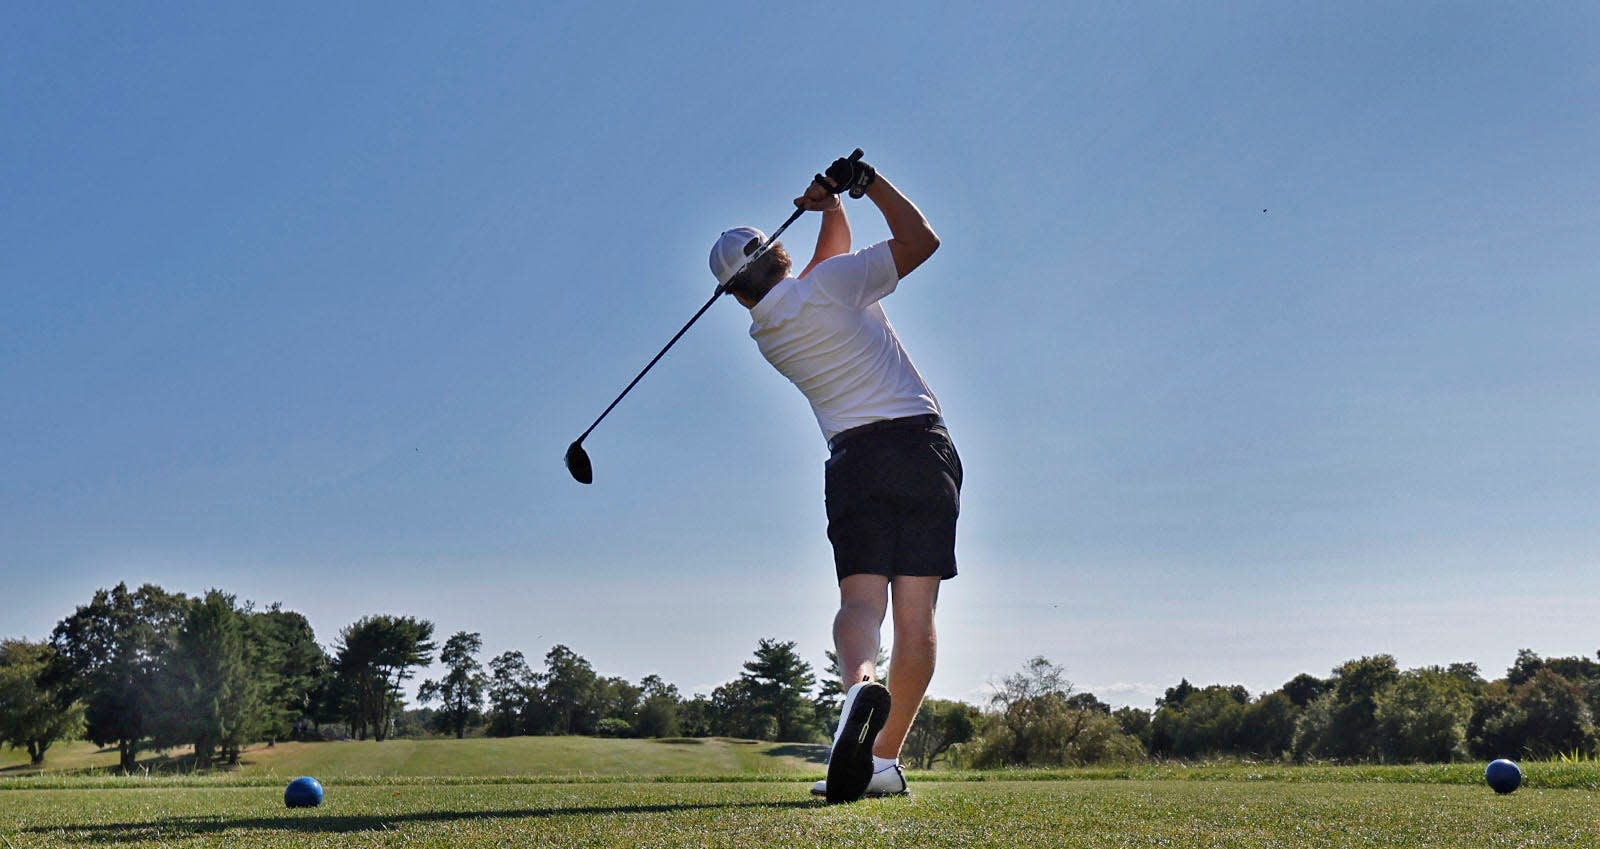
[[821, 680, 892, 803], [811, 763, 909, 799]]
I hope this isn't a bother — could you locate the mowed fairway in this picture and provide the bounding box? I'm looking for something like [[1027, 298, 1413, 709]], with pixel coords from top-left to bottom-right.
[[6, 779, 1600, 848], [0, 737, 828, 779]]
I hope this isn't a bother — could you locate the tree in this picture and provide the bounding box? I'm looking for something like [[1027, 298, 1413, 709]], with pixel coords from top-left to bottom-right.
[[248, 605, 328, 744], [741, 639, 820, 742], [1066, 693, 1112, 715], [1374, 666, 1474, 763], [678, 694, 716, 737], [1516, 668, 1593, 754], [1476, 669, 1596, 758], [418, 631, 487, 739], [1291, 691, 1336, 762], [0, 640, 83, 765], [1281, 673, 1329, 708], [1467, 680, 1515, 759], [976, 656, 1095, 767], [1238, 691, 1299, 758], [1295, 655, 1400, 762], [1149, 684, 1249, 758], [709, 677, 770, 739], [333, 615, 436, 741], [1157, 678, 1197, 709], [1445, 662, 1485, 687], [595, 676, 642, 730], [972, 657, 1144, 769], [392, 706, 435, 739], [156, 590, 263, 766], [537, 645, 600, 735], [1506, 649, 1545, 687], [1503, 651, 1600, 720], [48, 583, 189, 773], [485, 651, 536, 737], [634, 675, 683, 738], [901, 698, 980, 769], [1112, 706, 1153, 749], [1070, 711, 1148, 765]]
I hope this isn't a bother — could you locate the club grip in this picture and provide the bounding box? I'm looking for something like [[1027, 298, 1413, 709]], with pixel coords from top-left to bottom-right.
[[849, 148, 864, 161]]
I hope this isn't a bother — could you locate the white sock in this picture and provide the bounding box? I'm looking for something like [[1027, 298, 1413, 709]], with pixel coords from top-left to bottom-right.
[[872, 755, 898, 773]]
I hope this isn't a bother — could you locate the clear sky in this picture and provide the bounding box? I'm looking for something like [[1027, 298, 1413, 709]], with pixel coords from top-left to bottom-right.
[[3, 3, 1596, 709]]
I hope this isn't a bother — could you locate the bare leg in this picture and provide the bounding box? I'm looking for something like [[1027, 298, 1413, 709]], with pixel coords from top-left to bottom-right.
[[874, 576, 939, 759], [833, 574, 889, 687]]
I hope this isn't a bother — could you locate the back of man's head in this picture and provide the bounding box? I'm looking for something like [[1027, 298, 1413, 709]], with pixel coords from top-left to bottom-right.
[[710, 227, 791, 303]]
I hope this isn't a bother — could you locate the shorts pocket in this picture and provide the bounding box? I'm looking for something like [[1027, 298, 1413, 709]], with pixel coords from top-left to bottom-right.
[[928, 440, 963, 487]]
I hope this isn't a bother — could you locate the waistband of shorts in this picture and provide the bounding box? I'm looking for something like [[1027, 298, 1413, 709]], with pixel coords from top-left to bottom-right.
[[827, 414, 944, 453]]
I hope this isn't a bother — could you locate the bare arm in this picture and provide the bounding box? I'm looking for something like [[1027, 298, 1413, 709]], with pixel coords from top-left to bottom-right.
[[866, 174, 939, 278], [795, 183, 851, 279]]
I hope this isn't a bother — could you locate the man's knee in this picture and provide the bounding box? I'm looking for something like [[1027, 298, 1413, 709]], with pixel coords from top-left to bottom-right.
[[838, 597, 887, 627], [891, 605, 937, 654], [892, 620, 937, 651], [838, 574, 889, 619]]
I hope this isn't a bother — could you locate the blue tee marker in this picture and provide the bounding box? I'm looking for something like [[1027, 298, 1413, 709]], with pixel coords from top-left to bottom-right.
[[284, 776, 324, 808], [1484, 759, 1522, 794]]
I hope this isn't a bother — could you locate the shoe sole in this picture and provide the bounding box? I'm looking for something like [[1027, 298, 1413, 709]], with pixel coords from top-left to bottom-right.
[[824, 683, 891, 804], [811, 786, 909, 798]]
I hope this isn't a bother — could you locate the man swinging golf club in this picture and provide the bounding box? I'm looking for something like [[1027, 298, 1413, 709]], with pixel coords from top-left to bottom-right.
[[709, 152, 959, 803]]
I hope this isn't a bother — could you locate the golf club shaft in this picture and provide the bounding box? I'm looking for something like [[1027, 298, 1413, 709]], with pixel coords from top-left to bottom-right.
[[747, 207, 804, 266], [572, 148, 862, 448], [720, 150, 858, 289], [574, 287, 724, 444]]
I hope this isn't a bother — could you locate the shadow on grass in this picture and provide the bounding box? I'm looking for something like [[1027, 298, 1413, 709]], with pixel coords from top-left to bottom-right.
[[763, 744, 829, 766], [28, 800, 819, 844]]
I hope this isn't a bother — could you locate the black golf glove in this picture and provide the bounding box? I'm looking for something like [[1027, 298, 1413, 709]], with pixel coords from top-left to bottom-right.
[[818, 155, 876, 199]]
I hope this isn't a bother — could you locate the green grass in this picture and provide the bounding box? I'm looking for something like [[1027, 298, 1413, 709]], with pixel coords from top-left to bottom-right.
[[4, 779, 1598, 848], [11, 737, 1600, 790], [6, 740, 1600, 847], [0, 736, 828, 781]]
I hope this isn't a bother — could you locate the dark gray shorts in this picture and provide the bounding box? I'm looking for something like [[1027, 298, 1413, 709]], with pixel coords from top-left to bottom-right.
[[823, 419, 962, 582]]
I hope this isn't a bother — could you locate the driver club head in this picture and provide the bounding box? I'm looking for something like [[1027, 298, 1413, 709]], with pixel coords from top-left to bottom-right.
[[565, 440, 593, 484]]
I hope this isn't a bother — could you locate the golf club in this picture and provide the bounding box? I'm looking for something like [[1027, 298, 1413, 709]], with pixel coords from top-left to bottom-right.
[[565, 150, 863, 484]]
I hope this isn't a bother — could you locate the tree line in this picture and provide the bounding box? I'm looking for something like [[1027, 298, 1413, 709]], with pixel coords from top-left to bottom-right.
[[0, 583, 872, 771], [2, 583, 435, 771], [3, 582, 1596, 771], [929, 651, 1600, 769]]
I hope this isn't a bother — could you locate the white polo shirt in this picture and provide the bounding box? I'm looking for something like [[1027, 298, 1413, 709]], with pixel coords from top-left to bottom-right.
[[748, 241, 941, 442]]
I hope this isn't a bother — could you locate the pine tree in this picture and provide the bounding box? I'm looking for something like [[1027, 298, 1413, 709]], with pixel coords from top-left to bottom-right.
[[418, 632, 487, 738], [741, 639, 819, 742], [333, 616, 436, 741], [248, 605, 328, 744]]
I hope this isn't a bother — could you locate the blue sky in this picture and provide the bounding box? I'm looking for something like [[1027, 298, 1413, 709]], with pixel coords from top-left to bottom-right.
[[3, 3, 1596, 708]]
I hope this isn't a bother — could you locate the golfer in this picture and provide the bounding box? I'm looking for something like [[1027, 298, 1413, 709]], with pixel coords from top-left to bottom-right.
[[709, 153, 959, 803]]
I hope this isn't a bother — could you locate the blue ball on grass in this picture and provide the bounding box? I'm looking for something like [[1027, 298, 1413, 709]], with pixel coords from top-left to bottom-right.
[[1484, 759, 1522, 794], [284, 776, 325, 808]]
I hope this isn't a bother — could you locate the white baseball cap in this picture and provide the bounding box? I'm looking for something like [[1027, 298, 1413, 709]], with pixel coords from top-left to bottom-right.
[[709, 226, 767, 288]]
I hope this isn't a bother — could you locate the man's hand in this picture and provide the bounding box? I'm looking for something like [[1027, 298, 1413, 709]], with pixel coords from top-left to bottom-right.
[[794, 179, 843, 212], [818, 154, 877, 199]]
